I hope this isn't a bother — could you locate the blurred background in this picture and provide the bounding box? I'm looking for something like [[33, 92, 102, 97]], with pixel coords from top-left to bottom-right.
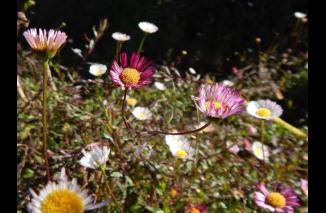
[[17, 0, 308, 125]]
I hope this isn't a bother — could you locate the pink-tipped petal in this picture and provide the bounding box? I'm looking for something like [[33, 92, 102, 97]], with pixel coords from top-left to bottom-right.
[[120, 52, 128, 68]]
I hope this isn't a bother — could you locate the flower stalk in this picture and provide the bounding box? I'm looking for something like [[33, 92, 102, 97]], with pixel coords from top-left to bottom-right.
[[42, 60, 51, 180], [137, 33, 148, 53]]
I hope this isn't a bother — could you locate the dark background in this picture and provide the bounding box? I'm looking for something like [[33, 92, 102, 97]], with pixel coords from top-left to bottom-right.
[[18, 0, 308, 73]]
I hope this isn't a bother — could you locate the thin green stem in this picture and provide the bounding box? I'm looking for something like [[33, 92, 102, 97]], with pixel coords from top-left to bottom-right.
[[137, 33, 148, 53], [100, 165, 123, 212], [121, 89, 132, 131], [42, 60, 51, 180], [261, 120, 265, 161], [115, 41, 123, 60]]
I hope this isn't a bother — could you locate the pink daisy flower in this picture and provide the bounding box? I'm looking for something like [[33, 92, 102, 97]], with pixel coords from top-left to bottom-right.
[[254, 182, 300, 212], [192, 83, 245, 118], [110, 52, 155, 89], [23, 28, 67, 58]]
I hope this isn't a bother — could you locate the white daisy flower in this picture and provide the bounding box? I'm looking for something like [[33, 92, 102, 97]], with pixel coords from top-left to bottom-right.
[[89, 63, 107, 77], [222, 80, 234, 87], [294, 12, 307, 19], [132, 107, 152, 120], [252, 141, 270, 161], [246, 100, 283, 120], [27, 168, 108, 213], [79, 144, 110, 169], [138, 22, 158, 34], [154, 82, 166, 90], [165, 135, 195, 160], [112, 32, 130, 42]]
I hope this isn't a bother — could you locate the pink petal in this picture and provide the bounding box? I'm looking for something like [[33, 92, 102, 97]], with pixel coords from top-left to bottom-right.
[[258, 183, 270, 196], [130, 52, 140, 68], [120, 52, 128, 68], [140, 68, 154, 80]]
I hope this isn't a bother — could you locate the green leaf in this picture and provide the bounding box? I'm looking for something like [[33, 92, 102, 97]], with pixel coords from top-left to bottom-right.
[[110, 172, 123, 178], [22, 168, 34, 179]]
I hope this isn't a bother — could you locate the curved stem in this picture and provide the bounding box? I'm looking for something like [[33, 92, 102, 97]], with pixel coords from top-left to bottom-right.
[[42, 60, 51, 180], [147, 121, 211, 135], [137, 33, 148, 53]]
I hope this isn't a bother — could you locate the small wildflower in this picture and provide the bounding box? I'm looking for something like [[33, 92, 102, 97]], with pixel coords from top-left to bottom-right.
[[254, 182, 300, 212], [132, 107, 152, 120], [188, 67, 196, 75], [226, 141, 240, 154], [243, 138, 252, 151], [89, 64, 107, 77], [110, 52, 155, 89], [154, 82, 166, 90], [169, 188, 178, 198], [27, 168, 108, 213], [138, 22, 158, 33], [126, 97, 138, 107], [222, 80, 234, 87], [294, 12, 307, 19], [165, 135, 194, 160], [248, 125, 258, 135], [252, 141, 270, 161], [23, 28, 67, 58], [247, 100, 283, 120], [112, 32, 130, 42], [79, 144, 110, 169], [192, 83, 245, 119]]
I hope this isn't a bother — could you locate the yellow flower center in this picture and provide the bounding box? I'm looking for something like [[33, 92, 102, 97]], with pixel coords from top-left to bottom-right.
[[205, 100, 222, 110], [175, 149, 188, 159], [256, 108, 272, 117], [169, 189, 178, 197], [266, 192, 286, 208], [190, 207, 201, 213], [127, 98, 137, 106], [136, 112, 146, 120], [121, 68, 140, 85], [41, 190, 84, 213]]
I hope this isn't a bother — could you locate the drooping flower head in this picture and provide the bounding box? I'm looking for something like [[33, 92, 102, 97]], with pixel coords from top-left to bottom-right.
[[254, 182, 300, 212], [192, 83, 245, 118], [185, 203, 208, 213], [247, 100, 283, 120], [165, 135, 195, 160], [110, 52, 155, 89], [138, 22, 159, 34], [89, 63, 107, 77], [27, 168, 107, 213], [112, 32, 130, 42], [23, 28, 67, 58], [79, 144, 110, 169]]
